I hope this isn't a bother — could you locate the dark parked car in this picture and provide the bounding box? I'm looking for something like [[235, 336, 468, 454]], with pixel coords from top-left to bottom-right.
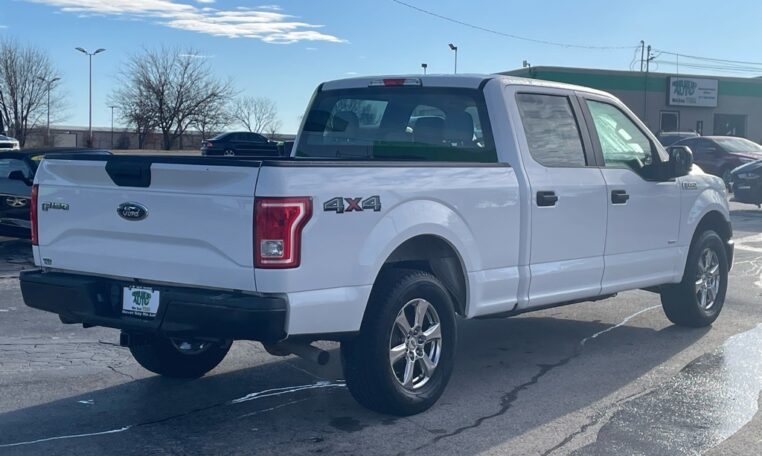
[[731, 160, 762, 206], [0, 148, 111, 238], [657, 131, 699, 147], [674, 136, 762, 185], [200, 132, 281, 157]]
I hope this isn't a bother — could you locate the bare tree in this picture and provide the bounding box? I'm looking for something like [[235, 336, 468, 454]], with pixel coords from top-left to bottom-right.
[[192, 96, 233, 140], [0, 38, 64, 146], [112, 48, 234, 150], [233, 96, 280, 134], [111, 87, 155, 149], [265, 118, 282, 139]]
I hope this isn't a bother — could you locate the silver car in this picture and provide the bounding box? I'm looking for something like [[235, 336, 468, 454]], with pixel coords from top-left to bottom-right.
[[0, 135, 20, 151]]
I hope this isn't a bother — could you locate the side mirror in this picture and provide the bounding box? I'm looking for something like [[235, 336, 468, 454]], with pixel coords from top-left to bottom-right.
[[8, 170, 33, 186], [667, 145, 694, 178]]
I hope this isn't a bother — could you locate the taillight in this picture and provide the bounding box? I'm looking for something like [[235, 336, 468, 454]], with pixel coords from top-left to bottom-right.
[[205, 141, 214, 148], [254, 197, 312, 268], [30, 184, 39, 246]]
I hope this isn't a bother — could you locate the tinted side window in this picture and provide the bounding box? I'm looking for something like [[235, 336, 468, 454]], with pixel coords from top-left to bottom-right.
[[680, 138, 708, 155], [586, 100, 654, 170], [516, 94, 586, 167], [245, 133, 267, 142]]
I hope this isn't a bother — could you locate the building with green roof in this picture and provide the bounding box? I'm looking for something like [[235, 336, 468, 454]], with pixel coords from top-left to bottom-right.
[[503, 66, 762, 142]]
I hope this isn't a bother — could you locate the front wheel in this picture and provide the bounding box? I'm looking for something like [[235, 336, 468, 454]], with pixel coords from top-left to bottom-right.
[[129, 336, 232, 378], [341, 270, 456, 416], [660, 230, 728, 327]]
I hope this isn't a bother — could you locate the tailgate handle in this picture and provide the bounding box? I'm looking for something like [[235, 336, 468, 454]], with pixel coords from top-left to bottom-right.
[[105, 161, 151, 188]]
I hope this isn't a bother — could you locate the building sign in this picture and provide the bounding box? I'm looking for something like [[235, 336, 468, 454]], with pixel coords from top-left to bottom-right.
[[668, 77, 718, 108]]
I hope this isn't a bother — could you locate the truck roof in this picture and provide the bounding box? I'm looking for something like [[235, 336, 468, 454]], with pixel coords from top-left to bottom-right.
[[320, 74, 611, 97]]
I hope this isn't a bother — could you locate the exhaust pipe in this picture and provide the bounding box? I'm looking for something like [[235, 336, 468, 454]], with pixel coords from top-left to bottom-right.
[[264, 341, 330, 365]]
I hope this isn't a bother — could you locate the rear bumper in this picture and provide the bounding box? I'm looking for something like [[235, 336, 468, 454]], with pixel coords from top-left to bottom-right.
[[20, 270, 287, 342]]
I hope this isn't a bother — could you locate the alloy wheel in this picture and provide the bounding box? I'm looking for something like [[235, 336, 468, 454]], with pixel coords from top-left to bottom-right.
[[695, 247, 721, 310], [389, 298, 442, 390]]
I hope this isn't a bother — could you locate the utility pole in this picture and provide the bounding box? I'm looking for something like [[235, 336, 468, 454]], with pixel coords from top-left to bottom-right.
[[37, 76, 60, 146], [75, 47, 106, 147], [109, 105, 117, 148], [448, 43, 458, 74], [639, 40, 645, 72], [0, 90, 5, 135], [643, 45, 655, 127]]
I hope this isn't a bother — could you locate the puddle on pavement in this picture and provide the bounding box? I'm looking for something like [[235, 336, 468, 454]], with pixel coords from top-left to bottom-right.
[[571, 324, 762, 456]]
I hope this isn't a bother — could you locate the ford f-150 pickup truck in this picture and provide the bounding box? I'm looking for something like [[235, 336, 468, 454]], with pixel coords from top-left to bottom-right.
[[20, 75, 733, 416]]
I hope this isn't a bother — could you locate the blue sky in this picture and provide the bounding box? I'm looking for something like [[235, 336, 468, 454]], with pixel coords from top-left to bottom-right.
[[3, 0, 762, 133]]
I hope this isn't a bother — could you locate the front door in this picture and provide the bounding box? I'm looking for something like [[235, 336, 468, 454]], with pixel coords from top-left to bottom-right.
[[513, 90, 608, 308], [581, 96, 681, 293]]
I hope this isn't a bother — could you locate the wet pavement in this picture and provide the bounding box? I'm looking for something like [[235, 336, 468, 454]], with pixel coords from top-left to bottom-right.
[[0, 203, 761, 455]]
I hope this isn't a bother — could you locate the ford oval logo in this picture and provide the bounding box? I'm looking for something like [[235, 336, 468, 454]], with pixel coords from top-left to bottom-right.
[[117, 202, 148, 221]]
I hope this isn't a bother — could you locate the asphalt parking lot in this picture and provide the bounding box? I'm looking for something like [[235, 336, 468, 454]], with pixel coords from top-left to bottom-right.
[[0, 203, 761, 455]]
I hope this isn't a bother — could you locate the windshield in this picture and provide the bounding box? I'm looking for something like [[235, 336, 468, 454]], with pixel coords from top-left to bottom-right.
[[713, 137, 762, 153], [296, 87, 497, 162]]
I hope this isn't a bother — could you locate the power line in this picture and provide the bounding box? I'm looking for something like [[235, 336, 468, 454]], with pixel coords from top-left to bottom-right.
[[390, 0, 638, 50], [654, 49, 762, 67], [652, 60, 762, 75]]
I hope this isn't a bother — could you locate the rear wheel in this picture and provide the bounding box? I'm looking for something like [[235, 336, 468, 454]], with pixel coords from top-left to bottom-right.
[[341, 270, 456, 416], [129, 335, 232, 378], [660, 230, 728, 327], [223, 149, 236, 156]]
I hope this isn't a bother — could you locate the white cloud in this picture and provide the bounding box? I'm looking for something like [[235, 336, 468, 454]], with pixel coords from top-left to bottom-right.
[[26, 1, 344, 44]]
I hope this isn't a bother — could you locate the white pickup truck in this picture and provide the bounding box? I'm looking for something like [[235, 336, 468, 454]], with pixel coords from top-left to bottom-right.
[[21, 75, 733, 416]]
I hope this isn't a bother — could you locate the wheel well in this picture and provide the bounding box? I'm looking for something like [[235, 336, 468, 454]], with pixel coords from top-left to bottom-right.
[[694, 211, 731, 243], [377, 235, 468, 316]]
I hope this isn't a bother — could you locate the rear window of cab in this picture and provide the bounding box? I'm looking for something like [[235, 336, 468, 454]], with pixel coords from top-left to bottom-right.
[[296, 87, 497, 163]]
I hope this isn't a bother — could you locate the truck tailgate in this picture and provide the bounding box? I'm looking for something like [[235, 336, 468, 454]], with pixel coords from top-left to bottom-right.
[[34, 157, 261, 292]]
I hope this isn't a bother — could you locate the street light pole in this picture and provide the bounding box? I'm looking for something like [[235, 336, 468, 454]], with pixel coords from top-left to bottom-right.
[[421, 63, 428, 75], [109, 105, 117, 148], [75, 47, 106, 147], [37, 76, 61, 146], [448, 43, 458, 74]]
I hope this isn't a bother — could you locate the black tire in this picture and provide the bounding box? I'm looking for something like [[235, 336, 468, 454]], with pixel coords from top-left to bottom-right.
[[129, 336, 232, 378], [660, 230, 728, 327], [341, 269, 457, 416]]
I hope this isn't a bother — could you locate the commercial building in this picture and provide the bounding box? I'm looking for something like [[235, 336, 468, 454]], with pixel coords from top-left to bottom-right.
[[503, 66, 762, 142]]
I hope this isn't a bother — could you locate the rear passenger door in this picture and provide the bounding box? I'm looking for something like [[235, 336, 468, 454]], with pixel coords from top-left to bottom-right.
[[513, 90, 608, 308]]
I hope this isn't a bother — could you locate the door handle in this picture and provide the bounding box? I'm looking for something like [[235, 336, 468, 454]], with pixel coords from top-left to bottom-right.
[[536, 191, 558, 207], [611, 189, 630, 204]]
